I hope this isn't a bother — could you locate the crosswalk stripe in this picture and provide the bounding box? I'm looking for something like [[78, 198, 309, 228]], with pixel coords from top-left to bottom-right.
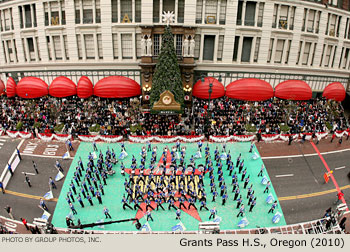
[[0, 139, 6, 142], [0, 143, 4, 146]]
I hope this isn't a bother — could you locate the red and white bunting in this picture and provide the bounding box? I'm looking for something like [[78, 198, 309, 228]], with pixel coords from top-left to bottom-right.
[[128, 135, 205, 143]]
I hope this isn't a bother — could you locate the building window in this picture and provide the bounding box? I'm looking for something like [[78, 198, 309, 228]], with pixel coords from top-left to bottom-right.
[[2, 8, 13, 31], [257, 3, 264, 27], [278, 5, 289, 29], [47, 36, 52, 60], [19, 4, 37, 28], [324, 45, 332, 67], [75, 0, 80, 24], [241, 37, 253, 62], [267, 38, 274, 63], [289, 6, 295, 30], [217, 35, 224, 61], [153, 34, 161, 56], [319, 44, 326, 67], [219, 0, 227, 25], [331, 46, 337, 67], [253, 37, 261, 63], [96, 0, 101, 23], [196, 0, 203, 24], [76, 34, 82, 59], [307, 10, 316, 32], [112, 33, 118, 59], [233, 36, 240, 61], [135, 0, 142, 22], [342, 48, 349, 69], [315, 11, 321, 33], [310, 43, 316, 66], [35, 37, 40, 61], [121, 34, 133, 59], [84, 34, 95, 59], [296, 41, 302, 65], [121, 0, 132, 22], [63, 35, 69, 60], [136, 33, 141, 58], [153, 0, 160, 23], [83, 0, 93, 24], [163, 0, 175, 13], [336, 17, 341, 37], [53, 36, 62, 60], [97, 34, 103, 59], [203, 35, 215, 61], [244, 2, 256, 26], [178, 0, 185, 23], [302, 42, 311, 65], [285, 40, 291, 64], [272, 4, 277, 28], [175, 34, 183, 57], [112, 0, 118, 22], [205, 0, 217, 24], [274, 39, 284, 64], [194, 35, 201, 59], [302, 9, 307, 31]]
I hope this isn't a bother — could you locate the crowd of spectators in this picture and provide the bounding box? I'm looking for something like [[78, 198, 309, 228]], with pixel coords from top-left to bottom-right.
[[0, 95, 348, 138], [192, 97, 349, 136]]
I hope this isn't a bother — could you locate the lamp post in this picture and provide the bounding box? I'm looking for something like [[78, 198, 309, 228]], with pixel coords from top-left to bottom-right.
[[201, 75, 222, 138]]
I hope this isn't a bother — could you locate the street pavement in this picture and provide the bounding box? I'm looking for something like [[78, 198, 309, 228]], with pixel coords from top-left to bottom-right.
[[0, 139, 349, 230]]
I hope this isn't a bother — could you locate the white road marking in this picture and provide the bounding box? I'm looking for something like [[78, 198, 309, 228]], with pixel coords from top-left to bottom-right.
[[0, 143, 3, 145], [21, 153, 74, 159], [262, 147, 350, 159], [21, 172, 36, 176], [334, 166, 346, 170], [275, 174, 294, 178], [0, 139, 6, 142]]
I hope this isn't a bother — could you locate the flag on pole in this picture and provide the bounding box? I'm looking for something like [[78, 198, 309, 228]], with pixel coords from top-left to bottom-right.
[[171, 221, 186, 232], [237, 217, 249, 228], [213, 215, 222, 223], [194, 151, 202, 159], [55, 171, 65, 181], [141, 222, 152, 232], [119, 150, 128, 160], [266, 194, 275, 204], [41, 211, 51, 221], [251, 152, 260, 160], [43, 190, 54, 200], [62, 151, 70, 160], [220, 153, 227, 160], [272, 212, 282, 224]]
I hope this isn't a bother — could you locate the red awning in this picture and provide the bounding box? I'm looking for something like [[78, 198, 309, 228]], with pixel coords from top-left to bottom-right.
[[49, 76, 77, 97], [275, 80, 312, 100], [322, 82, 346, 102], [16, 77, 48, 99], [94, 76, 141, 98], [226, 78, 274, 101], [77, 76, 93, 98], [0, 79, 5, 95], [6, 77, 16, 97], [192, 77, 225, 99]]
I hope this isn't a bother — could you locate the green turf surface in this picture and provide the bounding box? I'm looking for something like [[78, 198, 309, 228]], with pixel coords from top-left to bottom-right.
[[52, 142, 286, 231]]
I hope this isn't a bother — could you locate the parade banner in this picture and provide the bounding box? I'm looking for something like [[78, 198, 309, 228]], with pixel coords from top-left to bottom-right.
[[128, 135, 205, 143]]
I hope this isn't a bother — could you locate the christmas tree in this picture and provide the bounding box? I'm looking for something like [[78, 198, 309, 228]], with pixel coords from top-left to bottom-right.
[[150, 25, 184, 109]]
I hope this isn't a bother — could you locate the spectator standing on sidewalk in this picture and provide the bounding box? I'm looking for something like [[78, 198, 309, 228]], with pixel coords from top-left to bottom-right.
[[20, 218, 29, 230]]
